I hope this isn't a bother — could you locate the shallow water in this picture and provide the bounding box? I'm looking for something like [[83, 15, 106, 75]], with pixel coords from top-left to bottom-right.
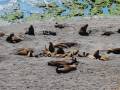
[[0, 0, 118, 18], [0, 0, 10, 4]]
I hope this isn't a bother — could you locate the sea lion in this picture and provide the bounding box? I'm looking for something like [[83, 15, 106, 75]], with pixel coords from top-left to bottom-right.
[[78, 52, 89, 57], [49, 42, 55, 53], [0, 32, 5, 37], [16, 48, 34, 57], [93, 50, 109, 61], [56, 64, 77, 73], [101, 31, 114, 36], [107, 48, 120, 54], [56, 47, 65, 54], [79, 24, 91, 36], [54, 22, 65, 29], [25, 25, 35, 36], [6, 33, 23, 43]]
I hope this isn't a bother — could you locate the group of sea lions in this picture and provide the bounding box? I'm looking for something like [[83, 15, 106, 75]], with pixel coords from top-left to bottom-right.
[[0, 23, 120, 74], [79, 24, 120, 36]]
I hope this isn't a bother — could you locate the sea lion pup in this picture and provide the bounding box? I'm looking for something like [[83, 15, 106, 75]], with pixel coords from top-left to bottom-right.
[[79, 24, 91, 36], [49, 42, 55, 53], [107, 48, 120, 54], [15, 48, 34, 57], [56, 64, 77, 73], [54, 42, 78, 48], [43, 31, 56, 36], [0, 32, 5, 37], [101, 31, 114, 36], [25, 25, 35, 36], [48, 57, 78, 67], [54, 22, 65, 29], [6, 33, 23, 43]]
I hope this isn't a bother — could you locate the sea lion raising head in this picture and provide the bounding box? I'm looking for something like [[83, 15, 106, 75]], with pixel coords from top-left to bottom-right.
[[49, 42, 55, 53], [25, 25, 35, 36], [79, 24, 91, 36]]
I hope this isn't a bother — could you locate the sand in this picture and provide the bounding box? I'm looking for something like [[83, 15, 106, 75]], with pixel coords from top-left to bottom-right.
[[0, 18, 120, 90]]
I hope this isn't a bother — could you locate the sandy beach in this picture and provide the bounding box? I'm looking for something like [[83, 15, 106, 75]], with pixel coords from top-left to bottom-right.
[[0, 18, 120, 90]]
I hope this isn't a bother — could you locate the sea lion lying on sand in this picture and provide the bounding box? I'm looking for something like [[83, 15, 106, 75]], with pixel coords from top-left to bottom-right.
[[6, 33, 23, 43], [15, 48, 34, 57], [56, 64, 77, 73], [107, 48, 120, 54], [87, 50, 109, 61], [101, 31, 114, 36]]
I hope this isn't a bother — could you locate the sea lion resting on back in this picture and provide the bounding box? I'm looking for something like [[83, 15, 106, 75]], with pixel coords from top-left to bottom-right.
[[54, 42, 78, 48], [56, 64, 77, 73], [48, 57, 78, 67]]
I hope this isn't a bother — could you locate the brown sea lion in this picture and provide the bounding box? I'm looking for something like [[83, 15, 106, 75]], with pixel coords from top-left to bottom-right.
[[107, 48, 120, 54], [48, 58, 78, 67], [54, 22, 65, 29], [0, 32, 5, 37], [56, 64, 77, 73], [49, 42, 55, 53], [16, 48, 33, 57]]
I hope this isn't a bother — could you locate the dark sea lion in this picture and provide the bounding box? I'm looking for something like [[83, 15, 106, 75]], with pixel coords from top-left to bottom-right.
[[117, 29, 120, 33], [79, 24, 91, 36], [101, 31, 114, 36], [0, 32, 5, 37], [43, 31, 56, 36], [54, 22, 65, 29], [93, 50, 101, 59], [56, 47, 65, 54], [54, 42, 78, 48], [25, 25, 35, 36], [48, 58, 78, 67], [6, 33, 23, 43], [49, 42, 55, 53], [16, 48, 34, 57]]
